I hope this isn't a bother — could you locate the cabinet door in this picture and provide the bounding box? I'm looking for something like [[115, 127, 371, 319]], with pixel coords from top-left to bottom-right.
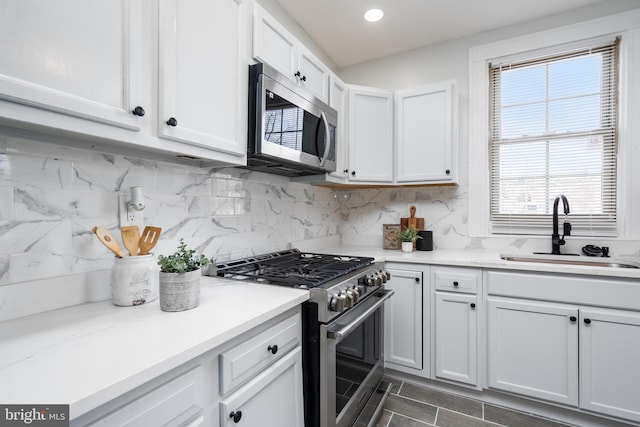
[[220, 347, 304, 427], [434, 292, 477, 386], [252, 3, 297, 82], [580, 308, 640, 422], [347, 86, 393, 183], [384, 269, 422, 371], [487, 297, 578, 406], [297, 46, 330, 103], [158, 0, 247, 159], [395, 81, 457, 183], [0, 0, 143, 130], [328, 75, 348, 181]]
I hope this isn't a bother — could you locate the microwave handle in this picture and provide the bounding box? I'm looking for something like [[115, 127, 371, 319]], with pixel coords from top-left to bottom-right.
[[319, 111, 331, 167]]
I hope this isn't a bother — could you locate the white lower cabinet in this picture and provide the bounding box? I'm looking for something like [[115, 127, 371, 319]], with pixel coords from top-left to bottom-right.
[[579, 308, 640, 421], [431, 266, 481, 388], [434, 292, 478, 386], [219, 348, 304, 427], [487, 297, 579, 406], [384, 267, 426, 373]]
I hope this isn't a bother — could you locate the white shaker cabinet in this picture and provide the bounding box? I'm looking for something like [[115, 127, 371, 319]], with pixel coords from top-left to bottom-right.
[[328, 74, 349, 181], [432, 266, 480, 387], [347, 86, 394, 183], [487, 297, 579, 406], [158, 0, 248, 157], [384, 267, 426, 374], [220, 348, 304, 427], [0, 0, 143, 130], [252, 3, 330, 103], [579, 308, 640, 421], [395, 81, 457, 184]]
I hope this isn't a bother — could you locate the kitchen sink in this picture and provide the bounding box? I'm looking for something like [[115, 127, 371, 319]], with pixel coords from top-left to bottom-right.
[[500, 253, 640, 269]]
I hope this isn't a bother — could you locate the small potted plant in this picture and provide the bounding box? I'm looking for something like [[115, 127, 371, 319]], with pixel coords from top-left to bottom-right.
[[397, 226, 422, 253], [157, 239, 209, 312]]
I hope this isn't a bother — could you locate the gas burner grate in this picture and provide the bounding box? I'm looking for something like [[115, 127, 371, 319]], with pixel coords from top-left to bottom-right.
[[216, 249, 374, 288]]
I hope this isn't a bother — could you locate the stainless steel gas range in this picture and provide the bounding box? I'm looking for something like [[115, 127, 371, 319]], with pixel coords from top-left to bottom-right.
[[216, 249, 394, 427]]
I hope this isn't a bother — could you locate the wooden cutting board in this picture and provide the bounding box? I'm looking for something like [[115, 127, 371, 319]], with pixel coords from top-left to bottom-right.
[[400, 206, 424, 231]]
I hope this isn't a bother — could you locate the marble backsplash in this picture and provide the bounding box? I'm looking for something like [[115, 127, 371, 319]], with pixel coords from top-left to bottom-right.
[[0, 136, 343, 320]]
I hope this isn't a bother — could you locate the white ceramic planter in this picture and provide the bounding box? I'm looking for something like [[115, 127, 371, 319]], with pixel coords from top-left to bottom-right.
[[401, 242, 413, 252], [159, 269, 201, 312], [110, 254, 159, 306]]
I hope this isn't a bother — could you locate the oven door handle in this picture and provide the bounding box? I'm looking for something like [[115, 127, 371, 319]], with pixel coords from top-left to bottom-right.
[[327, 289, 394, 341]]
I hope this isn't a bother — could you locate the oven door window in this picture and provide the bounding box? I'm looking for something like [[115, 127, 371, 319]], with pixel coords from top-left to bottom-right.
[[335, 310, 380, 416]]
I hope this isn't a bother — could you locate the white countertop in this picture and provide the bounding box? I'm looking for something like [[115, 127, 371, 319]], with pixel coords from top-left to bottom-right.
[[320, 246, 640, 280], [0, 277, 309, 419]]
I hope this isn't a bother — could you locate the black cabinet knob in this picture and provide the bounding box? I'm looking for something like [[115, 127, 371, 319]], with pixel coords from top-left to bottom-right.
[[415, 277, 420, 282], [166, 117, 178, 127], [268, 344, 278, 354], [301, 75, 307, 82], [230, 411, 242, 423], [445, 169, 451, 174], [570, 316, 577, 322], [344, 169, 349, 173], [453, 281, 459, 287], [470, 303, 476, 309], [584, 318, 592, 325], [351, 171, 356, 176], [132, 106, 145, 117]]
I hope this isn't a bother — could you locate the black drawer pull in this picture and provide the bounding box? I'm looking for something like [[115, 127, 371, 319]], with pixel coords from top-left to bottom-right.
[[584, 318, 592, 325], [569, 316, 577, 322], [470, 303, 476, 309], [453, 281, 459, 287], [268, 344, 278, 354], [230, 411, 242, 423]]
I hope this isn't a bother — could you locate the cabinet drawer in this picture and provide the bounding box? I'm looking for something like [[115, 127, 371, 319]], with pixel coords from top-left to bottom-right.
[[220, 313, 301, 394], [434, 267, 480, 294], [88, 366, 203, 427]]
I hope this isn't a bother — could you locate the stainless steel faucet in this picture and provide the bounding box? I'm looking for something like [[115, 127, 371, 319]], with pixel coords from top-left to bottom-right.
[[551, 195, 571, 255]]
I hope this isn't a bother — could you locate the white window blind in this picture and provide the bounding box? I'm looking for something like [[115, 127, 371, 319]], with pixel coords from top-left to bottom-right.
[[489, 39, 618, 236]]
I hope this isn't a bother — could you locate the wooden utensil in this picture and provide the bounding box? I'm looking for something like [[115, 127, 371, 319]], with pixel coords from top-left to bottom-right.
[[139, 226, 162, 255], [92, 226, 125, 258], [400, 206, 425, 231], [121, 226, 140, 256]]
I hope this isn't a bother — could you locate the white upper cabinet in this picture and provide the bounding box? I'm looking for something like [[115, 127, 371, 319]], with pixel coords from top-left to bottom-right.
[[0, 0, 143, 130], [328, 74, 348, 181], [252, 3, 330, 103], [0, 0, 249, 166], [395, 81, 458, 184], [347, 85, 394, 183], [158, 0, 248, 157]]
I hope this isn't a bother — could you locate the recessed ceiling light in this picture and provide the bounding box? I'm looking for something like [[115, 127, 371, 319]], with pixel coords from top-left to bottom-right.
[[364, 8, 384, 23]]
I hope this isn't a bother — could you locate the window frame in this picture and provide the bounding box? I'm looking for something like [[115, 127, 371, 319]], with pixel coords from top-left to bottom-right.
[[468, 9, 640, 239]]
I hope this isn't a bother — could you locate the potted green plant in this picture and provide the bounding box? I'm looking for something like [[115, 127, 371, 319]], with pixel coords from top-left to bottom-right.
[[397, 226, 422, 252], [157, 239, 209, 312]]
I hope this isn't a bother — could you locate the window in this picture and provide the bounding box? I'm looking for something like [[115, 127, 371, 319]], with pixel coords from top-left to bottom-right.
[[488, 40, 618, 236]]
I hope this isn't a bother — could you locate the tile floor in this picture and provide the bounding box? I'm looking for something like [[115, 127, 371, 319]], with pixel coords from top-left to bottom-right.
[[375, 377, 579, 427]]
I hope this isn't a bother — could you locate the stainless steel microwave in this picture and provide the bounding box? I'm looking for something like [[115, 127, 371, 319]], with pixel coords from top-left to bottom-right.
[[246, 63, 337, 177]]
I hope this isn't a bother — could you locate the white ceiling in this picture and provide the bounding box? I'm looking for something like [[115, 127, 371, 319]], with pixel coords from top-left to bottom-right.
[[273, 0, 609, 68]]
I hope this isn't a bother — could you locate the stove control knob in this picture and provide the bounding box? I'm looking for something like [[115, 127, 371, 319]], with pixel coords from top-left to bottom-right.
[[329, 294, 346, 312], [342, 291, 354, 308], [356, 284, 366, 296], [384, 270, 391, 281], [374, 273, 383, 286], [346, 289, 359, 304], [379, 270, 388, 283], [364, 275, 374, 287]]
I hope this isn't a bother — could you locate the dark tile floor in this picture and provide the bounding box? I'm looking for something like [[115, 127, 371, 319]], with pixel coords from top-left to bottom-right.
[[376, 377, 578, 427]]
